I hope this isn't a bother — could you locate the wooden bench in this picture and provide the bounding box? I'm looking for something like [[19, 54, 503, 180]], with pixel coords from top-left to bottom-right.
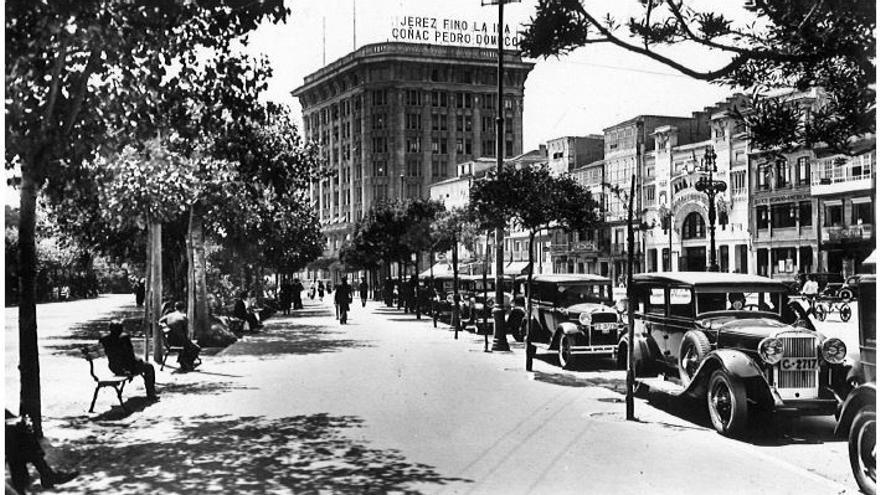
[[80, 346, 133, 413]]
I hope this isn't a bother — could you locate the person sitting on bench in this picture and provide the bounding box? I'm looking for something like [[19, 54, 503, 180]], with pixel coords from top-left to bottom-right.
[[98, 320, 158, 399], [158, 301, 202, 371], [6, 410, 78, 493], [233, 291, 262, 331]]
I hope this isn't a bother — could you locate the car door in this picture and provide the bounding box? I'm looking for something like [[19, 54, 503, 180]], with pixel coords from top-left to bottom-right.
[[641, 285, 668, 360], [663, 285, 695, 366]]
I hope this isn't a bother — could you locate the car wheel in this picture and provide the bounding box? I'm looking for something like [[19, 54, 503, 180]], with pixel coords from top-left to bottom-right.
[[840, 288, 854, 302], [841, 304, 852, 322], [849, 408, 876, 495], [679, 331, 711, 388], [815, 304, 827, 321], [707, 370, 748, 437], [558, 334, 576, 370]]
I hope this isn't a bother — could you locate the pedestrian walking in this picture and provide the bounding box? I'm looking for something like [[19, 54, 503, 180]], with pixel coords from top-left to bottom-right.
[[134, 278, 145, 307], [292, 278, 304, 310], [359, 276, 369, 308], [279, 281, 292, 315], [335, 276, 354, 324], [317, 281, 325, 301], [383, 278, 394, 307], [308, 279, 316, 300]]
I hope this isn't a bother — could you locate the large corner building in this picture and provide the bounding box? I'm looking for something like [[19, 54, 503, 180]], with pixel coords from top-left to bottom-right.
[[293, 42, 534, 272]]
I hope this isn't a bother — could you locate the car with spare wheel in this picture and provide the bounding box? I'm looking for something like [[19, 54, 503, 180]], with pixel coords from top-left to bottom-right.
[[625, 272, 850, 437]]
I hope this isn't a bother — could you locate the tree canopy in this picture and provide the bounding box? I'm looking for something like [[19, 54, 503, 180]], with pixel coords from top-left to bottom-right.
[[520, 0, 875, 153]]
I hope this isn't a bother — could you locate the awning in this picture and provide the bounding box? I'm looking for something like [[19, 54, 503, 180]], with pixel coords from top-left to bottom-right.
[[419, 262, 452, 278], [862, 249, 876, 267], [504, 261, 532, 276]]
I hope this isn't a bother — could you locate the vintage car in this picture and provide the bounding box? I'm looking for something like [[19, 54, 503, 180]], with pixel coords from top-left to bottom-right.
[[427, 275, 463, 327], [837, 275, 862, 302], [835, 275, 875, 495], [518, 274, 622, 369], [627, 272, 850, 437], [461, 275, 514, 334]]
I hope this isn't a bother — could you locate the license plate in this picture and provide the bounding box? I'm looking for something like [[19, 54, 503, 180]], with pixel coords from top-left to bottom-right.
[[779, 358, 818, 371]]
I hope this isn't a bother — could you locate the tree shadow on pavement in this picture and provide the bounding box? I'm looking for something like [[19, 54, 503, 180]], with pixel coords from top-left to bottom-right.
[[531, 370, 629, 396], [217, 322, 372, 360], [53, 414, 471, 494], [45, 305, 146, 357]]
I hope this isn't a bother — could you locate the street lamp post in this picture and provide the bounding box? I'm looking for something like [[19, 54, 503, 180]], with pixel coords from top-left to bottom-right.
[[482, 0, 517, 352], [694, 146, 727, 272]]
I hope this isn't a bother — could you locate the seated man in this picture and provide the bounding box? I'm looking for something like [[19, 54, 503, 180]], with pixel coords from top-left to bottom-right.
[[6, 410, 78, 493], [233, 291, 261, 331], [158, 301, 201, 371], [98, 321, 158, 400]]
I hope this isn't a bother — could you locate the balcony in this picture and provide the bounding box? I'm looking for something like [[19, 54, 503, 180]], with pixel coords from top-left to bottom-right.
[[823, 224, 874, 243], [812, 153, 875, 196]]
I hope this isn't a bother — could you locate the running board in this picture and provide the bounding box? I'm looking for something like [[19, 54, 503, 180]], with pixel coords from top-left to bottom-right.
[[636, 376, 686, 397]]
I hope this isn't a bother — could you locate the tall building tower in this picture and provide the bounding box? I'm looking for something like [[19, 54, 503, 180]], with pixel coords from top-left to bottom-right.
[[292, 42, 534, 269]]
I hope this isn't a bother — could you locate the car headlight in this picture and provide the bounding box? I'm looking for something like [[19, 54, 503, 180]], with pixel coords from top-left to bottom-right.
[[578, 313, 592, 326], [820, 337, 847, 364], [757, 337, 784, 365]]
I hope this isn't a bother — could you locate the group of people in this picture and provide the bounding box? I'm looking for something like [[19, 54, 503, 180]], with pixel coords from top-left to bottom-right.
[[330, 276, 369, 324], [382, 276, 432, 316]]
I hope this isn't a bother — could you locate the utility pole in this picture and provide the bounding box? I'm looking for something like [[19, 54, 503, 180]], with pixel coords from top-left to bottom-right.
[[625, 175, 636, 421]]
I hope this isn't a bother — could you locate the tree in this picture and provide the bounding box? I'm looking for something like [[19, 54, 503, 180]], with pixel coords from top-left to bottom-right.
[[5, 0, 288, 434], [430, 207, 482, 336], [471, 165, 601, 366], [400, 199, 446, 319], [520, 0, 874, 153]]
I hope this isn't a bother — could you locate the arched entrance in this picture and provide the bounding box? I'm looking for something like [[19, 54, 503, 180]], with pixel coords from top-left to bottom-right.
[[681, 212, 707, 271]]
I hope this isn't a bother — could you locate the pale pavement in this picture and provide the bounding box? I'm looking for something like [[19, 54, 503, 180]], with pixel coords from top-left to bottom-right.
[[3, 295, 861, 494]]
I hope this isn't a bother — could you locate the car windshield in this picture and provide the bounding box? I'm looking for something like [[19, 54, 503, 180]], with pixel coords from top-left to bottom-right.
[[557, 283, 611, 306], [696, 290, 784, 316]]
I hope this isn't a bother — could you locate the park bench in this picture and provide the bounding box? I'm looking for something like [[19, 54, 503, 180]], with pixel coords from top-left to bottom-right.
[[80, 346, 133, 413], [159, 325, 202, 371]]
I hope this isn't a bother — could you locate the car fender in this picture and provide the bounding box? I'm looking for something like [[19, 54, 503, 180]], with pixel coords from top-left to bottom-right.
[[835, 383, 876, 438], [618, 330, 652, 364], [557, 321, 580, 336], [685, 349, 772, 404]]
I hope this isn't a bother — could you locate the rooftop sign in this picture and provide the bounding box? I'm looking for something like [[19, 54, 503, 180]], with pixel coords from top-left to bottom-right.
[[389, 15, 520, 49]]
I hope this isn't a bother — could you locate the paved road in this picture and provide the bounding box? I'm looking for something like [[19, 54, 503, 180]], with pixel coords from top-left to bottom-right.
[[3, 295, 863, 494]]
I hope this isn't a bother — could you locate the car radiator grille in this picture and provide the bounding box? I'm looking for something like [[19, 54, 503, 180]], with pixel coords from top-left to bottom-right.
[[776, 335, 818, 397]]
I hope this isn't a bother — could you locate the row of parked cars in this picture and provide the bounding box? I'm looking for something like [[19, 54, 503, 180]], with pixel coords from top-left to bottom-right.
[[426, 271, 875, 494]]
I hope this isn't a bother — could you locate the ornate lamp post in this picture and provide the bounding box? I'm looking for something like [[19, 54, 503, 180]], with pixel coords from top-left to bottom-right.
[[694, 146, 727, 272]]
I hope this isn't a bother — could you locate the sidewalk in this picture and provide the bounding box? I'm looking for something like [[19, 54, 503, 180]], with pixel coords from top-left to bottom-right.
[[6, 297, 859, 494]]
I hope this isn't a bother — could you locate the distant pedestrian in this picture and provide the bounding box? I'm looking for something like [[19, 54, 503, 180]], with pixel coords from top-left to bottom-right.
[[279, 282, 292, 315], [292, 279, 304, 310], [383, 278, 394, 307], [335, 277, 354, 324], [317, 281, 325, 301], [134, 278, 145, 307], [308, 279, 316, 300], [358, 277, 369, 307], [801, 274, 820, 315]]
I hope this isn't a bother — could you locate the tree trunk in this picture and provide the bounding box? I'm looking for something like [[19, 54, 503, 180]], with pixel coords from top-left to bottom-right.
[[17, 162, 42, 436], [143, 230, 152, 361], [149, 221, 164, 363], [626, 175, 636, 421], [186, 206, 209, 342], [414, 251, 421, 319], [525, 230, 536, 371], [452, 235, 460, 338]]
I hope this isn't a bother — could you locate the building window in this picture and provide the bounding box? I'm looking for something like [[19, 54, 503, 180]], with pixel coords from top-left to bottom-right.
[[774, 159, 791, 188], [757, 165, 770, 190], [371, 90, 387, 106], [372, 160, 387, 176], [406, 159, 421, 177], [455, 93, 472, 109], [372, 137, 387, 153], [799, 201, 812, 226], [431, 157, 446, 178], [431, 137, 439, 154], [756, 205, 769, 229], [505, 139, 513, 158], [482, 95, 496, 110], [824, 203, 843, 227], [852, 199, 873, 225], [465, 139, 472, 155], [456, 138, 463, 154], [405, 113, 421, 130], [431, 113, 448, 131], [406, 136, 421, 153], [372, 113, 386, 130], [797, 157, 811, 185], [440, 139, 448, 155], [482, 116, 494, 133], [771, 203, 797, 228], [682, 212, 706, 239], [374, 184, 388, 201], [730, 170, 746, 195], [644, 185, 655, 205], [483, 139, 496, 157]]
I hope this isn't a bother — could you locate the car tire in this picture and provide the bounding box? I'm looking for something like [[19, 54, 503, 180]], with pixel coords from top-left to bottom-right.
[[707, 370, 748, 437], [839, 288, 854, 302], [849, 408, 876, 495], [815, 304, 827, 321], [841, 304, 852, 322], [558, 334, 577, 370], [679, 331, 711, 388]]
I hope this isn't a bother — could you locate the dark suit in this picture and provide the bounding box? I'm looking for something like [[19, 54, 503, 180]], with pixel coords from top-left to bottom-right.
[[99, 332, 156, 397]]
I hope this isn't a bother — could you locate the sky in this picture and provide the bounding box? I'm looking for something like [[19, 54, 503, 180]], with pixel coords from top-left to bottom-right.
[[244, 0, 751, 151]]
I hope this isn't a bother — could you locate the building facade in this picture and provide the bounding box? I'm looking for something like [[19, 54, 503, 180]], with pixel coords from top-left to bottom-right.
[[292, 42, 534, 278], [546, 135, 604, 176]]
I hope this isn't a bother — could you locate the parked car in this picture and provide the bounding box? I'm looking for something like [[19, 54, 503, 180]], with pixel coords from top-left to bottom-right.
[[837, 275, 862, 302], [518, 274, 622, 369], [461, 275, 513, 334], [836, 275, 875, 495], [427, 275, 456, 326], [627, 272, 850, 437]]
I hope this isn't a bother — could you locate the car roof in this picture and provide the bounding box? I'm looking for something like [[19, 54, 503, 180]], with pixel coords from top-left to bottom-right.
[[520, 274, 612, 283], [633, 271, 789, 290]]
